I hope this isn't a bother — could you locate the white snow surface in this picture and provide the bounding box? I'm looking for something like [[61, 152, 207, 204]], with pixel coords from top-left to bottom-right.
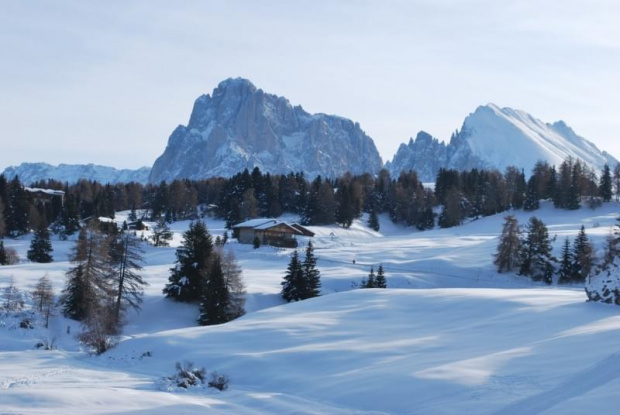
[[1, 202, 620, 414]]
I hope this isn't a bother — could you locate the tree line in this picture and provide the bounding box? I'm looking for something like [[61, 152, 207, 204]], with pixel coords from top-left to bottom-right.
[[1, 158, 619, 243]]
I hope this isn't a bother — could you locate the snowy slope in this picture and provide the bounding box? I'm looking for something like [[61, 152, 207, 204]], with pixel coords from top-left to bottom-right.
[[2, 202, 620, 414], [388, 104, 618, 180], [2, 162, 151, 185]]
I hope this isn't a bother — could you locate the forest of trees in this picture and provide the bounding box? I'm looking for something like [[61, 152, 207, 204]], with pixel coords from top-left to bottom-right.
[[0, 158, 619, 243]]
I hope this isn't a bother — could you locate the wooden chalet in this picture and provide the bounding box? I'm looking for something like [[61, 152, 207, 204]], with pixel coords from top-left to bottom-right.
[[24, 187, 65, 206], [233, 218, 313, 248]]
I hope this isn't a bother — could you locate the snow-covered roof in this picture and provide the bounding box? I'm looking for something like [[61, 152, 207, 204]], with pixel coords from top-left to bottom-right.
[[24, 187, 65, 196], [233, 218, 278, 229]]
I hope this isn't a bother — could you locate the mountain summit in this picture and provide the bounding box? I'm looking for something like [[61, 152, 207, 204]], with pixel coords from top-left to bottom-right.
[[388, 104, 618, 181], [149, 78, 383, 182]]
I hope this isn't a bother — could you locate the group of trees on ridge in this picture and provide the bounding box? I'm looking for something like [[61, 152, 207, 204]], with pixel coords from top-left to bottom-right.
[[1, 157, 619, 242]]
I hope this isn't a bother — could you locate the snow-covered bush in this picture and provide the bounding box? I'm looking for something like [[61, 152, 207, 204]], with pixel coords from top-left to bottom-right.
[[160, 361, 229, 391], [585, 258, 620, 306], [208, 371, 229, 391]]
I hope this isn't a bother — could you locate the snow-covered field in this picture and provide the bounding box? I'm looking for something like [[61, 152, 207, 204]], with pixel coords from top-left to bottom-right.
[[1, 202, 619, 414]]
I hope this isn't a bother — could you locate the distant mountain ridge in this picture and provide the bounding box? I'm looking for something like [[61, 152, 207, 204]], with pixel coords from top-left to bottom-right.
[[387, 104, 618, 181], [1, 163, 151, 185], [149, 78, 383, 182]]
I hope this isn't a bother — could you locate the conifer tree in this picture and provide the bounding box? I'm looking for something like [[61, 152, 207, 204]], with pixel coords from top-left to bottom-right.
[[6, 176, 29, 236], [219, 248, 246, 320], [614, 164, 620, 201], [599, 164, 613, 202], [523, 176, 539, 211], [557, 237, 573, 284], [494, 215, 522, 273], [0, 198, 5, 238], [281, 250, 304, 302], [61, 226, 112, 321], [198, 254, 230, 325], [0, 241, 8, 265], [375, 264, 387, 288], [151, 218, 173, 247], [109, 232, 147, 321], [571, 225, 594, 284], [302, 240, 321, 298], [368, 208, 380, 232], [32, 274, 53, 312], [364, 266, 376, 288], [519, 217, 555, 284], [163, 220, 213, 302], [27, 224, 54, 263]]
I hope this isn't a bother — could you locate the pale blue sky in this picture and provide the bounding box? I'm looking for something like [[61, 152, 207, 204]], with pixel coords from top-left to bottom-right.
[[1, 0, 619, 171]]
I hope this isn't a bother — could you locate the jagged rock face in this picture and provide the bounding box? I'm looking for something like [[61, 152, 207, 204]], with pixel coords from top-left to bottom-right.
[[1, 163, 151, 185], [385, 131, 448, 182], [149, 78, 383, 182], [388, 104, 618, 180]]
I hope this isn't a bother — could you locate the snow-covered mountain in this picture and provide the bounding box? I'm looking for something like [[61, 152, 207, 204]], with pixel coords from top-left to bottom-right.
[[388, 104, 618, 181], [2, 162, 151, 185], [149, 78, 383, 182]]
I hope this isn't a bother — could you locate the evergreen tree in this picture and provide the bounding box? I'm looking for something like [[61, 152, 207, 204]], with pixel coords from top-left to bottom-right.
[[494, 215, 521, 273], [557, 237, 573, 284], [27, 224, 54, 263], [109, 232, 147, 321], [566, 165, 581, 210], [364, 267, 376, 288], [614, 163, 620, 201], [368, 208, 380, 232], [519, 217, 555, 284], [198, 254, 230, 325], [281, 250, 304, 302], [302, 240, 321, 298], [0, 198, 5, 238], [523, 176, 539, 211], [253, 235, 261, 249], [0, 241, 8, 265], [375, 264, 387, 288], [151, 218, 173, 247], [6, 176, 29, 236], [219, 248, 246, 320], [61, 226, 112, 321], [571, 225, 594, 284], [599, 164, 613, 202], [163, 220, 213, 302]]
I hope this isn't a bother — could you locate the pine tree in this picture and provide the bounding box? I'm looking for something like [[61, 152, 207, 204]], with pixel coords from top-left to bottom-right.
[[61, 226, 112, 321], [494, 215, 521, 273], [566, 166, 581, 210], [0, 198, 5, 238], [364, 266, 376, 288], [27, 224, 54, 263], [0, 241, 7, 265], [523, 176, 539, 211], [6, 176, 29, 236], [302, 240, 321, 299], [557, 237, 573, 284], [253, 235, 261, 249], [571, 225, 594, 284], [375, 264, 387, 288], [198, 254, 230, 325], [151, 218, 173, 247], [368, 208, 380, 232], [219, 248, 246, 320], [281, 250, 304, 302], [519, 217, 555, 284], [163, 220, 213, 302], [109, 232, 147, 321], [599, 164, 613, 202]]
